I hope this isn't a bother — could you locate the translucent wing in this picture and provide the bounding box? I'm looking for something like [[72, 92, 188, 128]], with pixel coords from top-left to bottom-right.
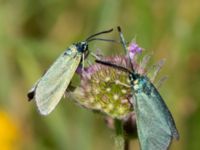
[[35, 46, 82, 115], [132, 76, 179, 150]]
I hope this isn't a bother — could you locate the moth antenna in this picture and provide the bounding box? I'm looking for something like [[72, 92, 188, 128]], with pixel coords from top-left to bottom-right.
[[86, 28, 113, 41], [117, 26, 128, 54], [87, 38, 119, 44], [95, 59, 132, 74], [117, 26, 134, 72]]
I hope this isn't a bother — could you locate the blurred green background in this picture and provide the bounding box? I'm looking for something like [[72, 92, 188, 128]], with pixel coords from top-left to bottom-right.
[[0, 0, 200, 149]]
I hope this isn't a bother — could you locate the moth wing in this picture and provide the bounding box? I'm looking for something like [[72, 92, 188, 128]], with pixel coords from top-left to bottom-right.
[[35, 49, 81, 115], [132, 77, 179, 150], [27, 79, 40, 100], [27, 70, 48, 101]]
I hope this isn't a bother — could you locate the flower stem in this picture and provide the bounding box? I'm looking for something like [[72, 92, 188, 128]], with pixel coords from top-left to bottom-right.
[[124, 138, 130, 150], [114, 119, 123, 136], [114, 119, 125, 150]]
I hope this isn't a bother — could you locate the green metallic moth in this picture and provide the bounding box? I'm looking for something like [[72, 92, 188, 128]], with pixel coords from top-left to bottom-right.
[[95, 27, 179, 150], [27, 29, 114, 115]]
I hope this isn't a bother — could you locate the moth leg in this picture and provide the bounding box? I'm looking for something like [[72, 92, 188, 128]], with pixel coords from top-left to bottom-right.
[[84, 50, 89, 59], [81, 53, 85, 72], [81, 50, 90, 73], [66, 82, 76, 92], [64, 82, 76, 98]]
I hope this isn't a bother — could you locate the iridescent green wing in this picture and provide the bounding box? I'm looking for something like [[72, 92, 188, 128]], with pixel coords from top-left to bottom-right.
[[132, 76, 179, 150], [35, 45, 82, 115]]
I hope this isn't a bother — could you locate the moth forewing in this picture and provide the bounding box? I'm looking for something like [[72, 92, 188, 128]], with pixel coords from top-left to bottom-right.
[[35, 47, 82, 115], [133, 92, 172, 150], [131, 76, 179, 150]]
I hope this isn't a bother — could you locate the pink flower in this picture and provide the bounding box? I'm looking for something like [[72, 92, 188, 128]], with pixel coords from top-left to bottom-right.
[[128, 42, 142, 59]]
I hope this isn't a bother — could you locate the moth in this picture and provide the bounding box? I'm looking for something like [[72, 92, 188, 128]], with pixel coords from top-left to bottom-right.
[[28, 28, 114, 115], [95, 27, 179, 150]]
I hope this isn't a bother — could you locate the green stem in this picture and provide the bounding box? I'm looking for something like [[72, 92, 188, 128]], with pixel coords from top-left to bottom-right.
[[114, 119, 125, 150], [114, 119, 123, 136], [124, 138, 130, 150]]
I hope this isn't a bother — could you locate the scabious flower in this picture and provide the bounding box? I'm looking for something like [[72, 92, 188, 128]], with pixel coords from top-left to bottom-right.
[[73, 56, 133, 119]]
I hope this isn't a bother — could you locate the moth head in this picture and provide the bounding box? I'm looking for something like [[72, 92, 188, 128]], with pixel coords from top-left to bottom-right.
[[76, 42, 88, 53], [128, 73, 140, 84]]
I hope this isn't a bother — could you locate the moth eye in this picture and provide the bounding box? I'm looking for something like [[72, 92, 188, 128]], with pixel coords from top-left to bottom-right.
[[83, 45, 86, 50], [83, 44, 88, 51]]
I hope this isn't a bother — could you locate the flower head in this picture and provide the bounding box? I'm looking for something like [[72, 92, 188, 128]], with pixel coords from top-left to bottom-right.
[[128, 42, 143, 59], [73, 56, 134, 119]]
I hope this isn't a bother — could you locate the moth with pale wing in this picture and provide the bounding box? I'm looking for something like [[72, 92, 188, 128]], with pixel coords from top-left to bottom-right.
[[28, 29, 115, 115]]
